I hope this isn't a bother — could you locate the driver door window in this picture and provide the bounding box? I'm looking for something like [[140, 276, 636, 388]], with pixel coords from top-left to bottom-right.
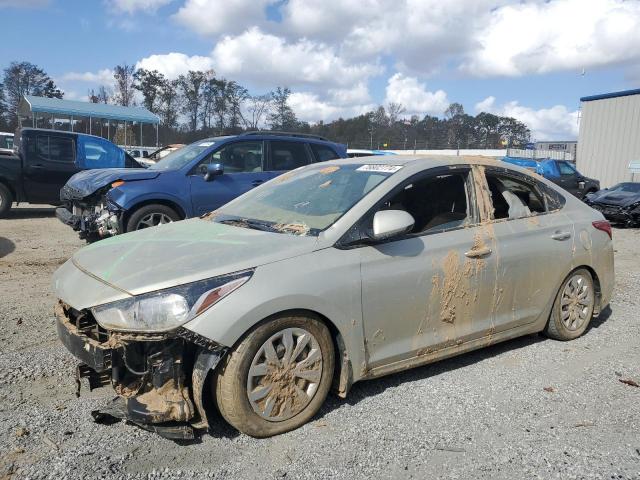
[[200, 141, 264, 173], [558, 161, 577, 176], [377, 171, 471, 235]]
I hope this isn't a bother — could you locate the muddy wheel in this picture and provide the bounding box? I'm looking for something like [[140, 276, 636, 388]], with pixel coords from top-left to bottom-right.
[[0, 183, 12, 218], [544, 268, 595, 341], [214, 314, 334, 438], [125, 204, 180, 232]]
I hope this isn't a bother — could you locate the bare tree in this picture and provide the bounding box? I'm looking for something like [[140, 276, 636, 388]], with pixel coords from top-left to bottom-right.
[[242, 93, 272, 130], [94, 85, 110, 104], [386, 102, 406, 123], [178, 70, 209, 132], [112, 63, 136, 107], [226, 81, 249, 132]]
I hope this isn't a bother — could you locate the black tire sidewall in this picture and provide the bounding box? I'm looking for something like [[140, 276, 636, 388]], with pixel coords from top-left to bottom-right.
[[0, 184, 12, 217], [216, 315, 334, 437], [125, 204, 180, 232]]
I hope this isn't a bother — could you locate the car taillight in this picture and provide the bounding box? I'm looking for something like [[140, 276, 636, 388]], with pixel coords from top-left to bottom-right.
[[592, 220, 612, 239]]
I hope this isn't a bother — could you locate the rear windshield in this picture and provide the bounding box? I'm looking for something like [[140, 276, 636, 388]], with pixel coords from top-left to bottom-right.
[[609, 183, 640, 193]]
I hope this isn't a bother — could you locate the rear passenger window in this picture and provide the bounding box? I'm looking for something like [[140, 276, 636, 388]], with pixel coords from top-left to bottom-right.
[[539, 182, 566, 211], [36, 136, 75, 163], [486, 173, 545, 220], [310, 144, 339, 162], [270, 141, 310, 170]]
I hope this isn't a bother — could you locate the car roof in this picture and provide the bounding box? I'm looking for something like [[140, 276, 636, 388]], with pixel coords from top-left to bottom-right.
[[322, 154, 507, 168]]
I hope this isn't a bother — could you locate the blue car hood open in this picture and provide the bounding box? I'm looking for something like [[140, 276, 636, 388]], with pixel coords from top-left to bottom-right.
[[62, 168, 161, 199]]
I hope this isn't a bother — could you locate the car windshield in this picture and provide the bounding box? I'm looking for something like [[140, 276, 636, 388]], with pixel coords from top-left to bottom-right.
[[609, 183, 640, 193], [149, 140, 217, 171], [209, 163, 401, 236]]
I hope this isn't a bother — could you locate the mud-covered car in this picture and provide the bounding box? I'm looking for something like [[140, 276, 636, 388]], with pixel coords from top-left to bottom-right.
[[584, 182, 640, 227], [52, 156, 614, 439]]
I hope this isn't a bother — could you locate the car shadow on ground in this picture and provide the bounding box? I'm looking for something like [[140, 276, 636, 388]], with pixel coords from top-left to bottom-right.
[[202, 307, 614, 441], [5, 206, 56, 219], [0, 237, 15, 258]]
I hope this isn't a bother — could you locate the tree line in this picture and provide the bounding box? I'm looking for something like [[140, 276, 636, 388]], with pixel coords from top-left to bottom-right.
[[0, 61, 531, 149]]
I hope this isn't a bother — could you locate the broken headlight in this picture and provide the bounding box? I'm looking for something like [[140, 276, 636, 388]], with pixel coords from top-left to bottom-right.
[[91, 271, 253, 332]]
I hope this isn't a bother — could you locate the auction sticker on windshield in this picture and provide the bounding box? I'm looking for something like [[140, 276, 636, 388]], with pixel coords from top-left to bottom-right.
[[198, 142, 215, 147], [356, 164, 403, 173]]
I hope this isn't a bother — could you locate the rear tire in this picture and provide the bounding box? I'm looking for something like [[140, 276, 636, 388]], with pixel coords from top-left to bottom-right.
[[214, 314, 334, 438], [0, 184, 13, 218], [125, 204, 180, 232], [544, 268, 595, 340]]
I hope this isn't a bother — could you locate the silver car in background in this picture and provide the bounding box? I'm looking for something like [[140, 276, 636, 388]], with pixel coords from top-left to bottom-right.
[[52, 156, 614, 439]]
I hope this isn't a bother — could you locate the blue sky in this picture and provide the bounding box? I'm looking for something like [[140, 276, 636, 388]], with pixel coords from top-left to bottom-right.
[[2, 0, 639, 140]]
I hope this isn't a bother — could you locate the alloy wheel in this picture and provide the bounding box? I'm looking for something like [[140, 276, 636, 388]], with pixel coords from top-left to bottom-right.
[[246, 328, 323, 422], [135, 212, 173, 229], [560, 273, 594, 331]]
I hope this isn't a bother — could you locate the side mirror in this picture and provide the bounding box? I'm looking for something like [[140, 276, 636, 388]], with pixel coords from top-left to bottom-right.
[[372, 210, 415, 240], [204, 163, 224, 181]]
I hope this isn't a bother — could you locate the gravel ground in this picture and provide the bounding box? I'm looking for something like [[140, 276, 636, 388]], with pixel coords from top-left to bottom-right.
[[1, 205, 639, 480]]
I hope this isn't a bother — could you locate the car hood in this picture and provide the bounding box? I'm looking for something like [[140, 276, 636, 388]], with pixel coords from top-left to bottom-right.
[[589, 190, 640, 207], [69, 218, 319, 297], [61, 168, 160, 199]]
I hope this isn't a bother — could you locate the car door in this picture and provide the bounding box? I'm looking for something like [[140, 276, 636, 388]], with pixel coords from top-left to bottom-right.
[[555, 161, 581, 196], [23, 134, 78, 204], [359, 166, 499, 368], [266, 140, 313, 180], [189, 140, 271, 215], [479, 166, 575, 332]]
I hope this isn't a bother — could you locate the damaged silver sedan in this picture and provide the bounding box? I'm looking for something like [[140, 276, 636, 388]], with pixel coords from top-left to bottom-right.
[[52, 156, 615, 439]]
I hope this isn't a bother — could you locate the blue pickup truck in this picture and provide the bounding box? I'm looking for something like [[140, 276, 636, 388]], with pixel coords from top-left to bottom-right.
[[57, 131, 347, 240], [501, 157, 600, 199], [0, 128, 140, 217]]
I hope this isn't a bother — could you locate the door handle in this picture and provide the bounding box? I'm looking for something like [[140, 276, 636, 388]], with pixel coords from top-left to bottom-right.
[[464, 247, 492, 258], [251, 180, 264, 187], [31, 164, 45, 169], [551, 231, 571, 241]]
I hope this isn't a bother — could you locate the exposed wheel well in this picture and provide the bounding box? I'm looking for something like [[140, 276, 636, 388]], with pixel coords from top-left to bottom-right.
[[0, 179, 16, 201], [580, 265, 602, 316], [122, 199, 186, 230], [232, 308, 353, 398]]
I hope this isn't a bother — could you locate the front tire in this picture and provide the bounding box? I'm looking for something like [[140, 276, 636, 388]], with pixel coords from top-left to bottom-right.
[[214, 314, 334, 438], [0, 184, 13, 218], [544, 268, 595, 340], [125, 204, 181, 232]]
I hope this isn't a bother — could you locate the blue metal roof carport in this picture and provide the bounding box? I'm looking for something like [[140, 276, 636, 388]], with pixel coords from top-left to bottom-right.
[[18, 95, 160, 147]]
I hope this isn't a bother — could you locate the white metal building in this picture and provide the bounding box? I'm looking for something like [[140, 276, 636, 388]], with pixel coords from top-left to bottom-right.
[[577, 88, 640, 187]]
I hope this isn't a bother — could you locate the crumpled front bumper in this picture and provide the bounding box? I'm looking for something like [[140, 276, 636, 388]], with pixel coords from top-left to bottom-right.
[[55, 302, 226, 440], [55, 202, 122, 239], [588, 202, 640, 225]]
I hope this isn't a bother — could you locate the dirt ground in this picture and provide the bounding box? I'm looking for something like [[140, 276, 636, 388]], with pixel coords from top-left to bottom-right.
[[0, 205, 639, 479]]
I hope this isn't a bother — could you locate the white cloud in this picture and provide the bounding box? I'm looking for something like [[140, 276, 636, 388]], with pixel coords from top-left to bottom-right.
[[63, 69, 115, 85], [135, 52, 214, 79], [463, 0, 640, 76], [211, 27, 381, 88], [106, 0, 172, 13], [174, 0, 274, 36], [475, 96, 579, 141], [384, 73, 449, 116], [288, 91, 375, 123]]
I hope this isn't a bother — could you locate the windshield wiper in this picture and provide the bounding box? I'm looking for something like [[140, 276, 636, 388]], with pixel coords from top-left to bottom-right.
[[218, 217, 281, 233]]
